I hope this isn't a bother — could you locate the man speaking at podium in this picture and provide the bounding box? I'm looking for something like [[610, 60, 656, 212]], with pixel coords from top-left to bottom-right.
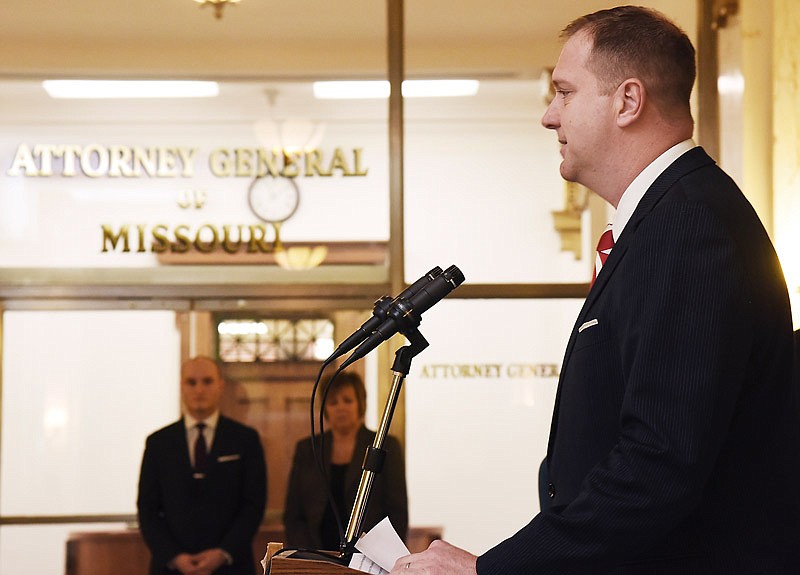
[[392, 6, 800, 575]]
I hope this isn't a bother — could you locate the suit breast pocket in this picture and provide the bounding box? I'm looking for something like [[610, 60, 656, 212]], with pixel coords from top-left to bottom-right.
[[211, 453, 244, 482], [572, 319, 613, 352], [217, 453, 241, 463], [564, 318, 624, 411]]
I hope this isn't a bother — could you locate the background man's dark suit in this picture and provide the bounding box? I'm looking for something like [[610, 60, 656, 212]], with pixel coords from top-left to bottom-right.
[[283, 425, 408, 549], [479, 147, 800, 574], [138, 415, 267, 575]]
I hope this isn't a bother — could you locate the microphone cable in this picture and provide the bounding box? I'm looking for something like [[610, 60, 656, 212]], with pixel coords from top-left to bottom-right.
[[308, 359, 350, 554]]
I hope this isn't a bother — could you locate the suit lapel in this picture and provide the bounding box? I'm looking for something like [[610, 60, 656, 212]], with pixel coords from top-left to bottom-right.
[[579, 147, 714, 324], [173, 419, 192, 472], [167, 419, 198, 494], [546, 147, 715, 460], [204, 415, 231, 475]]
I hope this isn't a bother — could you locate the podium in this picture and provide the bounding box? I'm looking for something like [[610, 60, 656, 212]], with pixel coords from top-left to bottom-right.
[[263, 543, 364, 575], [65, 526, 440, 575]]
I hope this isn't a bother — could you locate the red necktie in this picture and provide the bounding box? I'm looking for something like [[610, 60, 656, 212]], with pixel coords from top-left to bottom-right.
[[592, 224, 614, 286], [193, 422, 207, 474]]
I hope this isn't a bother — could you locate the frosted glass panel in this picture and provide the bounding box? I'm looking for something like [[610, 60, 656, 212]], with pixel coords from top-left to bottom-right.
[[404, 80, 591, 284], [1, 310, 180, 515], [404, 298, 583, 555]]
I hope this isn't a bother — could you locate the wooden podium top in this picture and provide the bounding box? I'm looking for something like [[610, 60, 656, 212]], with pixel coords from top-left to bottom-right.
[[268, 555, 364, 574], [261, 523, 444, 574], [66, 525, 440, 575], [264, 545, 368, 575]]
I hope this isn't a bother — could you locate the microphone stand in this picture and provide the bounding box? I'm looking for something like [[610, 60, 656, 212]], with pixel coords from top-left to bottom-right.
[[341, 325, 429, 554]]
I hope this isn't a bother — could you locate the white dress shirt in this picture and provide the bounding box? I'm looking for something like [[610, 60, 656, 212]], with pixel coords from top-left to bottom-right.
[[611, 139, 696, 242], [184, 410, 220, 467]]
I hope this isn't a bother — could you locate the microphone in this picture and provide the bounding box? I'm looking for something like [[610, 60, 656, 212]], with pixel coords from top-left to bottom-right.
[[340, 264, 465, 369], [326, 266, 444, 362]]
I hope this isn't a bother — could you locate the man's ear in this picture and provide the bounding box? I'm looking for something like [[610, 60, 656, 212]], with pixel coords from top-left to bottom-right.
[[615, 79, 644, 127]]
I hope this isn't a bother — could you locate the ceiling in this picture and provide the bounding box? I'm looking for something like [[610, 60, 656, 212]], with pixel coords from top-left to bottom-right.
[[0, 0, 696, 81]]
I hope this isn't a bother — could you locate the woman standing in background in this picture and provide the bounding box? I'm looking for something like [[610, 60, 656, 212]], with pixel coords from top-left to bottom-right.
[[283, 371, 408, 550]]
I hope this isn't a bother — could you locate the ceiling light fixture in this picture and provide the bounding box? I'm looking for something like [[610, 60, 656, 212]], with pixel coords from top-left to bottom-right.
[[274, 246, 329, 270], [313, 79, 480, 100], [193, 0, 242, 20], [253, 90, 327, 153], [42, 80, 219, 99]]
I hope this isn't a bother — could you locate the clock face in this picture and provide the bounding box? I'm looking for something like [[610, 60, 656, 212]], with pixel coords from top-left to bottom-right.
[[247, 176, 300, 223]]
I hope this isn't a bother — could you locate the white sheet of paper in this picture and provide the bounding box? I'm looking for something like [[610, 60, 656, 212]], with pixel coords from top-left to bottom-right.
[[260, 549, 269, 574], [354, 516, 410, 572], [348, 553, 388, 574]]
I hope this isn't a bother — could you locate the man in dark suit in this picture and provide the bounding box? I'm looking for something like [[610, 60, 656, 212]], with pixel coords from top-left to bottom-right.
[[137, 356, 267, 575], [391, 6, 800, 575]]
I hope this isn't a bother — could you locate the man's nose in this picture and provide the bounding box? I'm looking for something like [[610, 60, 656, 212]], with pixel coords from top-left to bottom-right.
[[541, 99, 559, 130]]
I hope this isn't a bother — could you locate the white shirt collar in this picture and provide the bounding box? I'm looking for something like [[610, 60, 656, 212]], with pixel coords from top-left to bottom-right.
[[612, 139, 696, 241]]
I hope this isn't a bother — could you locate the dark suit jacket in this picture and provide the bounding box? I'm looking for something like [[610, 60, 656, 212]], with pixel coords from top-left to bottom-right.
[[478, 147, 800, 574], [794, 330, 800, 388], [282, 425, 408, 550], [137, 415, 267, 575]]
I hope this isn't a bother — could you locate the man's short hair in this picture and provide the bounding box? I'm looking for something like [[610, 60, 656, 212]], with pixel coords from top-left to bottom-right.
[[181, 355, 222, 380], [563, 5, 696, 114]]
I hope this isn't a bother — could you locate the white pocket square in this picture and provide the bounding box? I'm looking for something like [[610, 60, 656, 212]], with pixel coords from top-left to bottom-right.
[[217, 454, 241, 463], [578, 319, 599, 333]]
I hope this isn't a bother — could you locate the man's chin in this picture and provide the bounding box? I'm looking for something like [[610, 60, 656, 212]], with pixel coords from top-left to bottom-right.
[[187, 405, 212, 418], [559, 164, 577, 182]]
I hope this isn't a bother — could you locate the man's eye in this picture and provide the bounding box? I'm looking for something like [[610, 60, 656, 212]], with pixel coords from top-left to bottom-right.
[[556, 90, 572, 98]]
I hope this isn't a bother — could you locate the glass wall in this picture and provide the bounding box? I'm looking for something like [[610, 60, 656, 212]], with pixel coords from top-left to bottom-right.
[[403, 80, 590, 284], [0, 71, 590, 570], [404, 299, 581, 553], [0, 310, 181, 574]]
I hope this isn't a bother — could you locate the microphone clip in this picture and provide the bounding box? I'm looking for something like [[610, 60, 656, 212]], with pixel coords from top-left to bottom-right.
[[391, 325, 429, 375]]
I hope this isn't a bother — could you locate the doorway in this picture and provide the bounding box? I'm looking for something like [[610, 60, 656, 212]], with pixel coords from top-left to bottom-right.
[[202, 312, 372, 524]]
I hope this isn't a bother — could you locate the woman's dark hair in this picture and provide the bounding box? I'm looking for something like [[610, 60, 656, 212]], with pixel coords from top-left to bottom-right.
[[322, 371, 367, 418]]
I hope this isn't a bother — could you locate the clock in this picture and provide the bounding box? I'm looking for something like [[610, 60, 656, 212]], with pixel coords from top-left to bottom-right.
[[247, 175, 300, 223]]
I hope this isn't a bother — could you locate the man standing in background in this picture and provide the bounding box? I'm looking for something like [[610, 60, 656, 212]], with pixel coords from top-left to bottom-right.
[[138, 356, 267, 575]]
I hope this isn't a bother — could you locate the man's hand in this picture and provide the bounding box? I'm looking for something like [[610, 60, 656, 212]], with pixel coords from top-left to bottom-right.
[[170, 553, 201, 575], [390, 540, 478, 575], [190, 548, 229, 575], [170, 548, 229, 575]]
